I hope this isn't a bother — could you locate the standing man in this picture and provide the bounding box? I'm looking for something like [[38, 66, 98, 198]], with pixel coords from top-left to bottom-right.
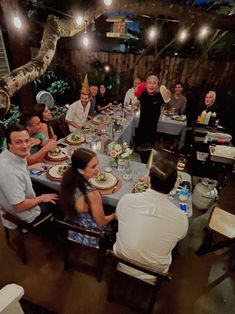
[[88, 84, 98, 117], [113, 159, 188, 282], [0, 125, 58, 229], [124, 77, 141, 106], [65, 75, 91, 132], [167, 82, 187, 115]]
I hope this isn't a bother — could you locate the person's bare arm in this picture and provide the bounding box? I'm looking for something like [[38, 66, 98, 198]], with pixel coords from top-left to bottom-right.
[[27, 140, 57, 166], [65, 118, 82, 130], [87, 190, 116, 225], [97, 103, 113, 112], [13, 194, 58, 213]]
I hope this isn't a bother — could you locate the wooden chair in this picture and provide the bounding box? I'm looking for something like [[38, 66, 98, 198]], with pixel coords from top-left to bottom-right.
[[196, 206, 235, 271], [54, 218, 107, 282], [107, 251, 172, 314], [1, 209, 53, 264]]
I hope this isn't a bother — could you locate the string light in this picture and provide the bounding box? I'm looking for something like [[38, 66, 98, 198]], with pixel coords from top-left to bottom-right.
[[178, 29, 188, 42], [198, 25, 210, 39], [104, 64, 111, 72], [76, 15, 83, 26], [82, 34, 89, 47], [148, 27, 157, 41], [104, 0, 112, 6], [13, 16, 22, 29], [82, 20, 89, 48]]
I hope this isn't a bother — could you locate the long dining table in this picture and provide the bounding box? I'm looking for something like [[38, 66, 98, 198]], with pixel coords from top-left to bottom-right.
[[30, 143, 193, 218]]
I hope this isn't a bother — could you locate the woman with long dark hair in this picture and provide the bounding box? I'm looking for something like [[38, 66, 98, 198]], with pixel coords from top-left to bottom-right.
[[95, 84, 112, 113], [34, 103, 56, 140], [59, 148, 116, 247]]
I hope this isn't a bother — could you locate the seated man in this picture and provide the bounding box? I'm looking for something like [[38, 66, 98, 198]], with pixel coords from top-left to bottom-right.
[[88, 84, 98, 117], [124, 77, 141, 106], [113, 159, 188, 282], [166, 82, 187, 115], [20, 113, 57, 165], [65, 75, 91, 132], [0, 125, 58, 229]]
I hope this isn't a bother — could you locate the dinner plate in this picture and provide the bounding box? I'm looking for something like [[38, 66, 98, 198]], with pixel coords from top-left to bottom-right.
[[90, 173, 117, 190], [65, 133, 86, 145], [47, 164, 71, 180], [172, 115, 186, 121], [47, 147, 68, 160]]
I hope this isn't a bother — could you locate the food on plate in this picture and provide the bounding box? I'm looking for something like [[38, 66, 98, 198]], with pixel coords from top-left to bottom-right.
[[163, 110, 172, 116], [133, 181, 149, 193], [71, 134, 81, 142], [96, 172, 107, 182], [48, 147, 61, 156], [57, 165, 71, 176]]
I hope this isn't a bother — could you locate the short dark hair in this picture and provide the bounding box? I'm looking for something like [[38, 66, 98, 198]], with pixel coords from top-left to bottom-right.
[[20, 113, 37, 127], [6, 124, 27, 145], [175, 82, 184, 88], [149, 160, 177, 194], [34, 103, 46, 121]]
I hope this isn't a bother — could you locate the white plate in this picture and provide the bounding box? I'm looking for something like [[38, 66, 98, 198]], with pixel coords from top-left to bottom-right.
[[172, 115, 186, 121], [47, 147, 68, 159], [66, 134, 85, 144], [90, 173, 117, 189], [48, 164, 70, 179]]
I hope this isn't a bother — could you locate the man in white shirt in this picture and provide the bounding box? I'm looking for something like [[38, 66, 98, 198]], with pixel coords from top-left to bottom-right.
[[0, 125, 58, 229], [65, 93, 91, 132], [113, 159, 188, 283], [65, 75, 91, 132], [124, 77, 141, 106]]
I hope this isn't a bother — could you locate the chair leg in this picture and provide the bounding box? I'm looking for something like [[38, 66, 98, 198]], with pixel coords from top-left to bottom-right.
[[97, 249, 106, 282], [4, 227, 11, 246], [63, 243, 70, 271], [195, 229, 213, 256], [14, 234, 27, 264], [147, 282, 160, 314]]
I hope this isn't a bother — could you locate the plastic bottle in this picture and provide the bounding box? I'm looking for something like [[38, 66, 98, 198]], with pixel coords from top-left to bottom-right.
[[204, 111, 212, 125], [179, 187, 189, 202], [199, 110, 207, 124]]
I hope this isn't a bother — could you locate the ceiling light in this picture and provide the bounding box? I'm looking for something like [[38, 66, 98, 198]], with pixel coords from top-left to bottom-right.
[[82, 34, 89, 48]]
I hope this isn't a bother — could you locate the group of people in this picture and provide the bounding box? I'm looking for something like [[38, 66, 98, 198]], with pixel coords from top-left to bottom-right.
[[2, 72, 222, 280], [0, 123, 188, 278]]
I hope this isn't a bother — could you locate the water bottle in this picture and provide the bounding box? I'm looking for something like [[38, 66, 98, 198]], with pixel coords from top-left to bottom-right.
[[179, 187, 189, 202]]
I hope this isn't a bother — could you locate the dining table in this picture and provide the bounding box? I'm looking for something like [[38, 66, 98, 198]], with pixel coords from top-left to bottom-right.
[[134, 112, 187, 150], [30, 143, 193, 218]]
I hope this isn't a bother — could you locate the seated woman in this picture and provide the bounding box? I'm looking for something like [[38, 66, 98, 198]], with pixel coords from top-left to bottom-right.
[[95, 84, 113, 113], [34, 103, 57, 140], [59, 148, 116, 247]]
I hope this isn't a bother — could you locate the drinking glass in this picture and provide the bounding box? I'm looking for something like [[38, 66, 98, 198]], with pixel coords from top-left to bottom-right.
[[122, 160, 132, 181], [117, 158, 125, 174]]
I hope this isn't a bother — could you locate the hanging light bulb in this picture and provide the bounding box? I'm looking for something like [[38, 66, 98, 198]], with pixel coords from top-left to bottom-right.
[[82, 20, 89, 48], [104, 0, 112, 6], [13, 16, 22, 29], [148, 27, 157, 41], [76, 15, 83, 26], [178, 29, 188, 42], [82, 34, 89, 47], [104, 64, 111, 72], [198, 25, 210, 40]]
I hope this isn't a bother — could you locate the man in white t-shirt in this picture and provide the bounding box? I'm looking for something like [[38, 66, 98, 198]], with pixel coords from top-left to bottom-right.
[[65, 93, 91, 132], [113, 159, 188, 283], [124, 77, 141, 106]]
